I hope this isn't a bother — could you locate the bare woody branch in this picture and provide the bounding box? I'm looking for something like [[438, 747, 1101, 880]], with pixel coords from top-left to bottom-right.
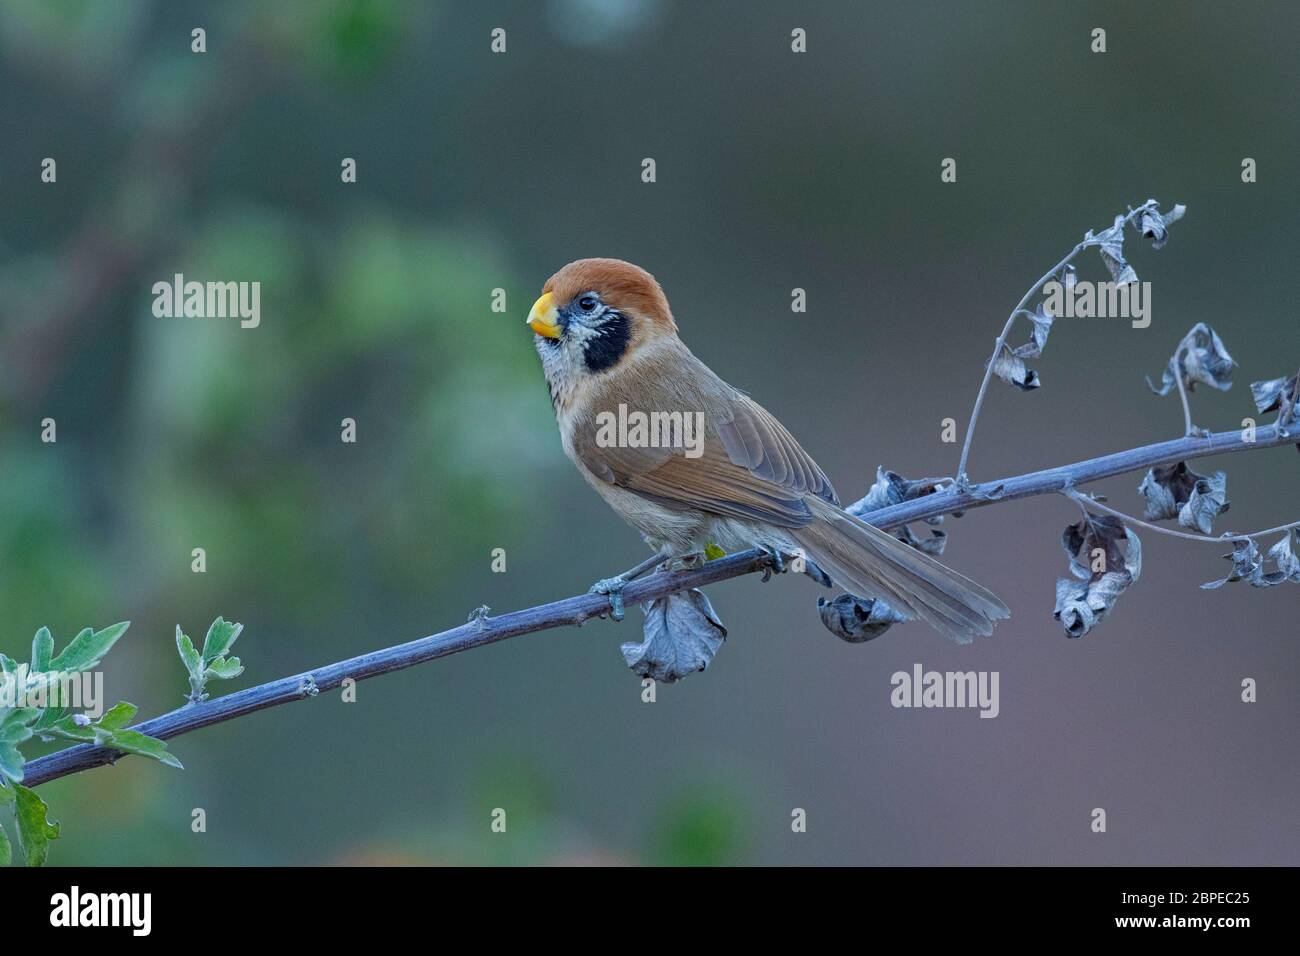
[[23, 421, 1295, 789]]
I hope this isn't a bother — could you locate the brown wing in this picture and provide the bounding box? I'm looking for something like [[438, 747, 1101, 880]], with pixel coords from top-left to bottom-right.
[[571, 350, 838, 529]]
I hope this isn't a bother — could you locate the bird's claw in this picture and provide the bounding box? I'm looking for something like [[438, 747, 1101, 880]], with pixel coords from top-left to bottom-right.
[[758, 544, 787, 582], [589, 575, 628, 621]]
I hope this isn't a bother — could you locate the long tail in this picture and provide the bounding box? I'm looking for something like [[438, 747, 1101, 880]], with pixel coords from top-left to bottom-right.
[[790, 498, 1010, 644]]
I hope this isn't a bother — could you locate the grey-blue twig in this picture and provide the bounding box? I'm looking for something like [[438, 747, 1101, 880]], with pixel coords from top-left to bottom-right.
[[22, 423, 1294, 789]]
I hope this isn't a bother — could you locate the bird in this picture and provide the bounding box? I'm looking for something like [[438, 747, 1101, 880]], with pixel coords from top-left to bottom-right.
[[526, 258, 1009, 643]]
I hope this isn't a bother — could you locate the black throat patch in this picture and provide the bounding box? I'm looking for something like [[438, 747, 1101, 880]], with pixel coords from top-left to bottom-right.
[[581, 311, 631, 373]]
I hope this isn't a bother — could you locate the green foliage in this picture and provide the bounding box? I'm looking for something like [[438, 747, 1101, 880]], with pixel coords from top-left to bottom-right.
[[650, 785, 752, 866], [0, 618, 242, 865], [48, 622, 129, 673], [42, 704, 183, 771], [176, 618, 245, 703], [11, 784, 59, 867], [0, 708, 36, 785]]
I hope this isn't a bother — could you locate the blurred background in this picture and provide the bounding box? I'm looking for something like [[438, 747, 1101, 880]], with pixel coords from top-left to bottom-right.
[[1, 0, 1297, 865]]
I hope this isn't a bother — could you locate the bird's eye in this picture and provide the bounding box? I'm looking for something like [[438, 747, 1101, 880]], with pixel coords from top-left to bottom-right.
[[577, 295, 599, 313]]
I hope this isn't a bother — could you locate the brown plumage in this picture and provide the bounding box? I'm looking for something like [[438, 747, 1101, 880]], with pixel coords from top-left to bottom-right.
[[527, 258, 1009, 643]]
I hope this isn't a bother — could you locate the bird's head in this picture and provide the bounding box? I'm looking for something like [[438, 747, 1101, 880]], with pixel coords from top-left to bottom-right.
[[526, 259, 677, 389]]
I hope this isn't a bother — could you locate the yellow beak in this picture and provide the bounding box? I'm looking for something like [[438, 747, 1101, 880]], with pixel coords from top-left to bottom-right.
[[527, 292, 562, 339]]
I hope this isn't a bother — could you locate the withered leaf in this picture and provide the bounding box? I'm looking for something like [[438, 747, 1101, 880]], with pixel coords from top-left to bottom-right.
[[1054, 513, 1143, 638], [1137, 203, 1186, 250], [1201, 539, 1261, 590], [1147, 323, 1235, 396], [1250, 371, 1299, 425], [894, 524, 947, 556], [1137, 462, 1198, 521], [1262, 531, 1300, 585], [1012, 303, 1054, 361], [990, 345, 1039, 390], [1180, 471, 1229, 535], [1091, 214, 1139, 285], [817, 594, 906, 643], [623, 588, 726, 683], [1137, 463, 1229, 534], [1201, 531, 1300, 589], [990, 303, 1054, 391], [1061, 513, 1130, 579], [850, 467, 946, 514], [846, 467, 951, 555]]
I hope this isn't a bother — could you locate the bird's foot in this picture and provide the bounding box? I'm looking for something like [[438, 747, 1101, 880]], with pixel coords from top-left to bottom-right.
[[589, 574, 631, 621], [587, 552, 670, 621], [758, 543, 788, 582]]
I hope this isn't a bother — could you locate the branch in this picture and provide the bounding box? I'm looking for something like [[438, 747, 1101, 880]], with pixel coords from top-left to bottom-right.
[[23, 422, 1294, 789], [954, 200, 1158, 482], [1063, 489, 1300, 545], [1172, 337, 1197, 436]]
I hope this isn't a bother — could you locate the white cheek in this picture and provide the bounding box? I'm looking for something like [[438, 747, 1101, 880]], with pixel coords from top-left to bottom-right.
[[536, 336, 585, 402], [565, 322, 599, 349]]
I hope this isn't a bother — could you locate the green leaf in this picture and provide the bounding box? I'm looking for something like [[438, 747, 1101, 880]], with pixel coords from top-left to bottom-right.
[[42, 722, 93, 744], [12, 783, 59, 866], [176, 627, 202, 680], [30, 628, 53, 671], [0, 822, 10, 867], [0, 709, 40, 733], [94, 729, 183, 770], [30, 705, 68, 733], [49, 622, 130, 673], [97, 702, 138, 731], [0, 710, 40, 785], [200, 618, 242, 668], [205, 657, 244, 681], [44, 706, 182, 770], [0, 741, 26, 784]]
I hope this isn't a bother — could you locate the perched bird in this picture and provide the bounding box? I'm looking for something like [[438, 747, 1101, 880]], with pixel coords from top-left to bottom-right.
[[526, 258, 1009, 643]]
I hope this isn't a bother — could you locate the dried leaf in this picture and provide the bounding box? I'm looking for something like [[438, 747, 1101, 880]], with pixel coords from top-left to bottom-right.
[[846, 467, 951, 555], [990, 346, 1036, 390], [1061, 513, 1129, 579], [989, 306, 1053, 391], [1261, 531, 1300, 585], [1202, 531, 1300, 589], [1250, 371, 1299, 425], [1092, 214, 1139, 285], [1137, 462, 1198, 521], [1054, 513, 1142, 637], [623, 588, 726, 683], [850, 467, 944, 514], [894, 524, 947, 556], [1146, 323, 1235, 396], [817, 594, 906, 643], [1179, 471, 1229, 535], [1201, 539, 1261, 589], [1137, 462, 1229, 534], [1012, 303, 1054, 361], [1137, 203, 1186, 250]]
